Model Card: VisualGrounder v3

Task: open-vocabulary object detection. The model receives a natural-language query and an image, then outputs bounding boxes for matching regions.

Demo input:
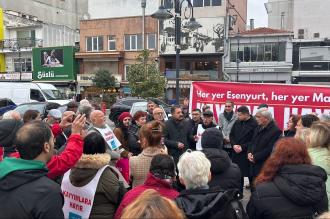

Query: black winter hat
[0,119,24,147]
[201,128,224,149]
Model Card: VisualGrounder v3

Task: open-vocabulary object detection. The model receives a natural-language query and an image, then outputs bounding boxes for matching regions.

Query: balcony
[0,38,43,51]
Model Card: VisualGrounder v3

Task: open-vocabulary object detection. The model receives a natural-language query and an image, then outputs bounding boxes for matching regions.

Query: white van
[0,82,70,105]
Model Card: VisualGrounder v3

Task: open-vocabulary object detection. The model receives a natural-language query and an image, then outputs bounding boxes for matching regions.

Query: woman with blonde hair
[308,121,330,209]
[295,127,311,146]
[121,189,185,219]
[129,121,167,188]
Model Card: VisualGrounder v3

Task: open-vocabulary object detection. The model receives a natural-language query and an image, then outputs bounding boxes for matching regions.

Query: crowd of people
[0,98,329,219]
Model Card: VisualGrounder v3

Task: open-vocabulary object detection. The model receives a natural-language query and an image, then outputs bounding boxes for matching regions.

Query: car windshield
[130,102,148,116]
[14,104,46,116]
[42,89,65,100]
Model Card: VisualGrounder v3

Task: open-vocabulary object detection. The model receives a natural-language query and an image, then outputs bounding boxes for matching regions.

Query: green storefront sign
[32,46,78,81]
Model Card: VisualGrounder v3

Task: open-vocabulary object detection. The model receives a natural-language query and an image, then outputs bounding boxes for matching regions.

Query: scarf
[224,111,234,122]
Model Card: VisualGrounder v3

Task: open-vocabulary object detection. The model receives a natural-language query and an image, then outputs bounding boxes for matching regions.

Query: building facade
[266,0,330,39]
[292,39,330,85]
[224,27,293,83]
[76,16,158,96]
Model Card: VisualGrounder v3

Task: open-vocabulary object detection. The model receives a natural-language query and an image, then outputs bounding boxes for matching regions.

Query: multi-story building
[85,0,247,102]
[76,16,158,94]
[0,0,88,94]
[266,0,330,39]
[159,0,247,101]
[224,27,293,83]
[265,0,330,84]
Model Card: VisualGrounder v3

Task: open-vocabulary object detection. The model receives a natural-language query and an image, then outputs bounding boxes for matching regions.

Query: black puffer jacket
[127,124,142,156]
[203,148,241,190]
[176,187,247,219]
[247,164,328,219]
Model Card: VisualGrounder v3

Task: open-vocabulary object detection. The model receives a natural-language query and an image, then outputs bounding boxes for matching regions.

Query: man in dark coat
[230,106,258,193]
[164,106,193,163]
[248,108,282,182]
[202,128,241,191]
[0,121,64,219]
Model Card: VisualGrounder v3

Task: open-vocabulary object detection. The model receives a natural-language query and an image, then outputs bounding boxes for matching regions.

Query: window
[17,30,36,47]
[298,29,304,39]
[14,58,32,72]
[30,89,45,102]
[230,42,286,62]
[108,35,116,51]
[314,33,320,38]
[86,36,103,51]
[244,45,251,62]
[257,44,264,61]
[124,65,130,81]
[124,34,143,51]
[147,34,156,50]
[264,44,272,61]
[212,0,221,6]
[193,0,220,6]
[164,0,173,9]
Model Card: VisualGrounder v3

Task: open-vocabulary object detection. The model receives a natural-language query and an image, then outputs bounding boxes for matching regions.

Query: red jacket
[51,123,62,138]
[47,134,83,179]
[114,173,179,219]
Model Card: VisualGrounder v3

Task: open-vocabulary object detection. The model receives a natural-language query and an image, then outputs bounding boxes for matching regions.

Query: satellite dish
[81,13,90,20]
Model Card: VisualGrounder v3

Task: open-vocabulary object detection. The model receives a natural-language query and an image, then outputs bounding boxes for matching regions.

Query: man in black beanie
[0,119,24,157]
[201,128,241,191]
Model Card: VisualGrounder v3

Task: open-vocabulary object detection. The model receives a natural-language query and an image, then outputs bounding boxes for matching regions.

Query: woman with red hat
[114,112,132,183]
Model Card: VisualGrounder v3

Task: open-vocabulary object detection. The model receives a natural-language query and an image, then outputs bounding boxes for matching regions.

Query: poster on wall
[41,48,64,67]
[159,17,225,55]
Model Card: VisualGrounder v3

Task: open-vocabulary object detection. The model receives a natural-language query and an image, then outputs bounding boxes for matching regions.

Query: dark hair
[15,121,52,160]
[133,110,148,121]
[150,154,176,179]
[255,138,311,185]
[192,108,201,114]
[139,121,163,148]
[171,105,181,114]
[237,106,250,114]
[301,114,320,128]
[83,132,106,154]
[289,114,300,131]
[78,105,93,120]
[23,110,40,123]
[67,101,78,109]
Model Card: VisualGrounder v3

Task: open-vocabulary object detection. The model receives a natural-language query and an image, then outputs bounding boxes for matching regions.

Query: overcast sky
[247,0,268,27]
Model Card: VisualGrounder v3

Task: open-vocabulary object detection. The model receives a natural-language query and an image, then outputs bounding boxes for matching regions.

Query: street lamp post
[152,0,201,105]
[141,0,146,50]
[236,30,240,82]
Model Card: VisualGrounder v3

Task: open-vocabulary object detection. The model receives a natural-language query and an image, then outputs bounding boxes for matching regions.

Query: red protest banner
[190,81,330,129]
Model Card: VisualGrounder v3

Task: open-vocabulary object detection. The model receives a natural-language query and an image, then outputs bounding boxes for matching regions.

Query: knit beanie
[118,112,132,122]
[201,127,224,150]
[0,119,24,148]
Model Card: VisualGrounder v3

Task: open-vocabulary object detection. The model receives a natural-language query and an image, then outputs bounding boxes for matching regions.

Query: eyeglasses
[225,105,232,108]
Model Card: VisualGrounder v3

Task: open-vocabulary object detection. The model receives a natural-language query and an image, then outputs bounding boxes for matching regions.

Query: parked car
[109,97,173,125]
[130,102,169,121]
[14,102,61,120]
[109,97,145,125]
[0,98,16,116]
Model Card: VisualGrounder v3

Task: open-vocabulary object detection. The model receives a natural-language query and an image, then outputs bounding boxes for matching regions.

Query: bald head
[90,110,106,128]
[153,107,164,122]
[3,110,21,121]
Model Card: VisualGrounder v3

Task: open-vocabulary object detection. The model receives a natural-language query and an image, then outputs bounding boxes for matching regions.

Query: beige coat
[129,146,163,188]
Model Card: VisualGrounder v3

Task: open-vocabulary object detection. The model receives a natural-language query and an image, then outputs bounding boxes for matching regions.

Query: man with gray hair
[248,108,282,184]
[175,151,247,219]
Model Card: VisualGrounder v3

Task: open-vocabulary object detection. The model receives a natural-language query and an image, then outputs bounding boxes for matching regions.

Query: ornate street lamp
[152,0,201,105]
